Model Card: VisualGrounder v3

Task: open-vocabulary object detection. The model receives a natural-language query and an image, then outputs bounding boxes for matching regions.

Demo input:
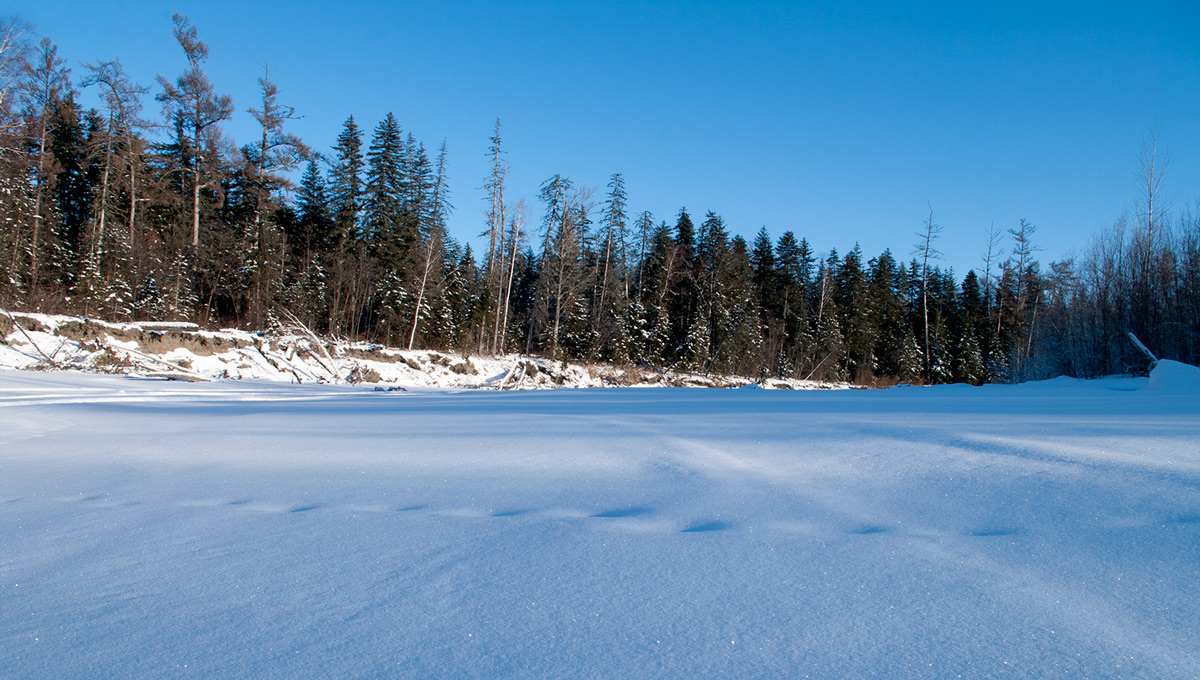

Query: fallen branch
[3,310,61,364]
[276,307,343,382]
[102,342,211,381]
[803,351,837,383]
[1127,332,1158,367]
[253,344,308,384]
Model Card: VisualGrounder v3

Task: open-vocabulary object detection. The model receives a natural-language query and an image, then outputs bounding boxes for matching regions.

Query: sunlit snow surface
[2,367,1199,678]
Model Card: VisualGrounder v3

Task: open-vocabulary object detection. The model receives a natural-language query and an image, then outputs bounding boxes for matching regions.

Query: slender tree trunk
[499,217,521,354]
[597,227,613,335]
[407,238,437,350]
[94,111,115,261]
[1025,291,1040,373]
[922,280,930,379]
[192,170,201,248]
[489,199,507,353]
[29,119,50,302]
[128,157,137,245]
[553,260,566,359]
[192,105,203,249]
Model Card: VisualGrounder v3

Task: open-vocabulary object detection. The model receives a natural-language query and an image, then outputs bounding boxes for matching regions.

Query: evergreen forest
[2,16,1197,385]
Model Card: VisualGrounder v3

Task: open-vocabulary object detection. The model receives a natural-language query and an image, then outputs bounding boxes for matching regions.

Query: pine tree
[867,249,906,377]
[532,174,590,358]
[695,211,729,365]
[325,115,366,336]
[631,210,654,303]
[155,14,233,251]
[284,254,328,331]
[406,141,451,350]
[637,221,674,365]
[899,329,923,383]
[681,316,710,372]
[775,231,816,371]
[1006,219,1043,380]
[954,327,985,385]
[482,119,507,352]
[712,235,764,376]
[46,95,99,296]
[959,270,993,382]
[750,227,776,309]
[244,70,306,324]
[929,322,954,384]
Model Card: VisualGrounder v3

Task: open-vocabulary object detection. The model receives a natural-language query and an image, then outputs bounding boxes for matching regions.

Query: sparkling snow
[2,366,1198,678]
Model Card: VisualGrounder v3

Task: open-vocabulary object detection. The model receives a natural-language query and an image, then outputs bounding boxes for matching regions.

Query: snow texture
[2,363,1199,678]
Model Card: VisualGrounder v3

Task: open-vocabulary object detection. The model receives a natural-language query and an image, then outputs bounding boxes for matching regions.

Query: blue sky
[18,0,1200,275]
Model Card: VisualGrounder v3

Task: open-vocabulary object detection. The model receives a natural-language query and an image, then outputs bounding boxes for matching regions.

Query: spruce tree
[750,227,776,303]
[835,244,874,382]
[363,113,405,265]
[329,116,364,243]
[666,208,698,360]
[47,95,99,294]
[295,159,333,258]
[713,235,765,377]
[775,231,808,359]
[867,250,906,377]
[593,173,628,356]
[637,221,674,365]
[631,210,654,303]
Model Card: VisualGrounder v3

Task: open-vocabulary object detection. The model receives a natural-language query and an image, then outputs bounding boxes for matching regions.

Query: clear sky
[16,0,1200,275]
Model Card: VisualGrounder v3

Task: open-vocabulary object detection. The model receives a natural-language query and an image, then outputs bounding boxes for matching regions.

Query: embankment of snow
[1,310,845,391]
[1148,359,1200,393]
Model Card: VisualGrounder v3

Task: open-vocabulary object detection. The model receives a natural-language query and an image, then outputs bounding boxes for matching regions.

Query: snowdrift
[1148,358,1200,392]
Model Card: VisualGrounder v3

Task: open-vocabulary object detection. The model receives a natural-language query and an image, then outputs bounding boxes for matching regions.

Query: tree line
[1,16,1196,383]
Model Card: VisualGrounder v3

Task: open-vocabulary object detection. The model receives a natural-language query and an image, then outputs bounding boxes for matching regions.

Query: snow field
[2,368,1199,678]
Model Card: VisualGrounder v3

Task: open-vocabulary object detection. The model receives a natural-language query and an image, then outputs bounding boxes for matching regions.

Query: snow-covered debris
[1,310,851,390]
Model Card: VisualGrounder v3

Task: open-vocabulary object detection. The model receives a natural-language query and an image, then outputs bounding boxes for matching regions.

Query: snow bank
[0,310,847,391]
[1148,359,1200,392]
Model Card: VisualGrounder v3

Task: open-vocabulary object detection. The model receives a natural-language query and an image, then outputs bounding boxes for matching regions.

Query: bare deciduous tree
[22,36,69,302]
[0,16,33,118]
[81,59,147,255]
[912,205,942,380]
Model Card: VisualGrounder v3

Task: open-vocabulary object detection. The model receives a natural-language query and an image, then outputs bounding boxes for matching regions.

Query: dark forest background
[2,16,1196,384]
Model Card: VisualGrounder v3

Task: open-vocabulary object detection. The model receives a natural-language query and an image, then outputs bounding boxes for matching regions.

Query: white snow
[2,352,1199,677]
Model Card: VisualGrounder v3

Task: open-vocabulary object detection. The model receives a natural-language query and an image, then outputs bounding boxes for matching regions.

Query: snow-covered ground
[2,363,1199,678]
